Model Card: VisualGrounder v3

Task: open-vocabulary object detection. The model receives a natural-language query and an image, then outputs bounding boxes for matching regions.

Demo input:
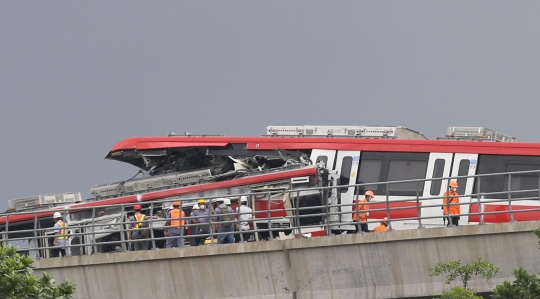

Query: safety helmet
[192,203,199,210]
[198,199,206,204]
[449,181,458,188]
[240,196,248,203]
[133,204,142,210]
[365,190,375,197]
[223,198,231,205]
[215,198,225,203]
[172,201,181,206]
[53,212,62,219]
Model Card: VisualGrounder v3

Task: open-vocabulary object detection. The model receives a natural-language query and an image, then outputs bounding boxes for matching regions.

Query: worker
[213,198,235,244]
[52,212,69,257]
[165,201,185,248]
[353,190,374,233]
[443,180,461,226]
[128,204,149,251]
[210,198,220,214]
[373,217,390,232]
[188,203,199,246]
[235,196,253,242]
[191,199,211,246]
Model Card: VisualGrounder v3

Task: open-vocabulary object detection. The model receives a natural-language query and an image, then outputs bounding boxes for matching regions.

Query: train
[2,124,540,257]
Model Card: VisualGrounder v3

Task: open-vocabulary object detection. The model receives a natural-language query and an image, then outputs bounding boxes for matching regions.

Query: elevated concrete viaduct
[34,221,540,299]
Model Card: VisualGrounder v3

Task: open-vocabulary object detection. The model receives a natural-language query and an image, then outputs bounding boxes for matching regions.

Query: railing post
[296,191,301,237]
[386,182,391,231]
[33,211,39,258]
[209,199,215,246]
[325,187,330,236]
[63,208,68,256]
[149,202,157,250]
[91,207,97,254]
[179,200,185,246]
[416,181,422,229]
[476,176,484,225]
[251,195,260,242]
[5,214,9,246]
[119,205,126,251]
[445,179,451,226]
[508,174,515,222]
[354,183,360,233]
[237,196,243,243]
[266,193,272,240]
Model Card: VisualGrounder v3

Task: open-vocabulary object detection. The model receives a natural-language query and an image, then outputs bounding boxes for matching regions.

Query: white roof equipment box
[266,125,428,140]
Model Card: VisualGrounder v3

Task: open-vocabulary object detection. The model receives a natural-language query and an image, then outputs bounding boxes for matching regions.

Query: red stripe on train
[469,203,540,223]
[352,201,421,219]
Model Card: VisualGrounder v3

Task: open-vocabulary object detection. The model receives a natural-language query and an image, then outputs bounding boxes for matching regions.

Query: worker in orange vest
[353,190,374,233]
[443,180,461,226]
[165,201,186,248]
[373,217,389,232]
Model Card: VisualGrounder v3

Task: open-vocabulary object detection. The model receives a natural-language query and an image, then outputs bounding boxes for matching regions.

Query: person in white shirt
[235,196,253,242]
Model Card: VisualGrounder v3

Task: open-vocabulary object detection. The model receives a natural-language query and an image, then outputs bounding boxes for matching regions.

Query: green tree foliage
[491,268,540,299]
[429,258,501,290]
[438,287,483,299]
[0,244,75,299]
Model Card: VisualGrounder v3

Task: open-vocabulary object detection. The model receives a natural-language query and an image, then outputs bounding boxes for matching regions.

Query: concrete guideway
[34,221,540,299]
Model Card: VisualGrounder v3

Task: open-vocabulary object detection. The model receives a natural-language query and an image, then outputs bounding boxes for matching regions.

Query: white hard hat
[53,212,62,219]
[223,198,231,205]
[240,196,248,203]
[192,203,199,210]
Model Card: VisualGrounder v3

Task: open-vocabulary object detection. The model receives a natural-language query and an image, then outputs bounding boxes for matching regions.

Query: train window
[316,156,328,168]
[456,160,470,195]
[430,159,445,195]
[387,160,428,194]
[475,155,540,199]
[503,164,540,198]
[339,156,353,193]
[357,159,382,193]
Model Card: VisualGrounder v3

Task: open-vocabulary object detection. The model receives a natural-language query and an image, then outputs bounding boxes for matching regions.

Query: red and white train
[2,125,540,255]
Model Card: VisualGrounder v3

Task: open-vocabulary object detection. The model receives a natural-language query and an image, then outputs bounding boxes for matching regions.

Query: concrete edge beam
[33,220,540,270]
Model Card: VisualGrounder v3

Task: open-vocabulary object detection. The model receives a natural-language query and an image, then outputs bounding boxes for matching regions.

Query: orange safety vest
[443,191,460,215]
[57,220,68,240]
[352,199,369,222]
[170,209,186,227]
[133,213,146,229]
[373,224,389,232]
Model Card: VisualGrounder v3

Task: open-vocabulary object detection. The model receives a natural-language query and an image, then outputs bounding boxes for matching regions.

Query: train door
[310,149,336,170]
[450,154,478,224]
[421,153,453,227]
[334,150,361,230]
[309,149,336,232]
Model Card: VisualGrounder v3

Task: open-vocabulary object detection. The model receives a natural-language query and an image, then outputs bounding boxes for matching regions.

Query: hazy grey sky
[1,2,540,206]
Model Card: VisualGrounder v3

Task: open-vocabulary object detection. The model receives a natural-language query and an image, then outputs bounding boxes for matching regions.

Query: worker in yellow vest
[53,212,69,257]
[129,204,149,251]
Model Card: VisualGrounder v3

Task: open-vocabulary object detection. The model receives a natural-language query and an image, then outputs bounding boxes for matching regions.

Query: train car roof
[0,167,316,226]
[107,136,540,159]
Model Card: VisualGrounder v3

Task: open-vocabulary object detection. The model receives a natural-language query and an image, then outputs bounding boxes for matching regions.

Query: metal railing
[2,169,540,259]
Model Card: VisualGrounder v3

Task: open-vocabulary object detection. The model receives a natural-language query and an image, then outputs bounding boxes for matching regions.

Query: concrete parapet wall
[34,221,540,299]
